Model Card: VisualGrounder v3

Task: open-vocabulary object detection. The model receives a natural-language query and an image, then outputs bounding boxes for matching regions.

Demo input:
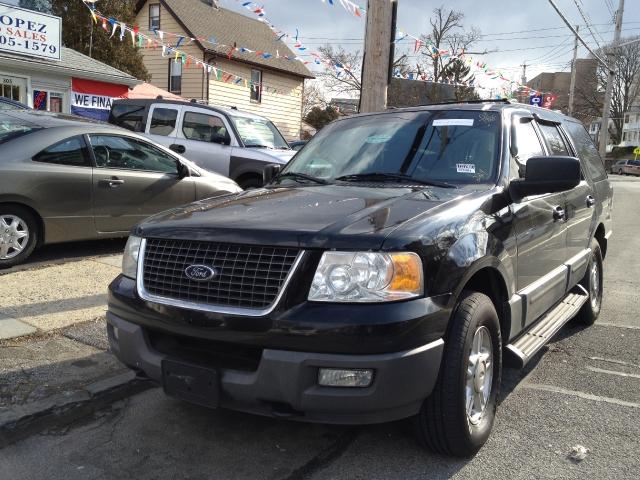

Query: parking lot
[1,176,639,480]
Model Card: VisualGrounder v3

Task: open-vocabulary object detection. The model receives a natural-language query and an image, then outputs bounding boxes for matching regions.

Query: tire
[618,169,623,175]
[237,175,263,190]
[576,238,603,325]
[414,291,502,457]
[0,205,39,269]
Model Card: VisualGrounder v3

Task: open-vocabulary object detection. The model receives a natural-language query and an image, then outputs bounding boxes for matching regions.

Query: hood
[235,147,296,164]
[135,185,463,250]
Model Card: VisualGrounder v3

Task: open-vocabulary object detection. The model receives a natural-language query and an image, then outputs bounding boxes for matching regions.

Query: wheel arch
[594,223,607,259]
[451,261,512,346]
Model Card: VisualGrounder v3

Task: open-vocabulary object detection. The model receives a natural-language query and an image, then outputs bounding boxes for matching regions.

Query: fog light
[318,368,374,387]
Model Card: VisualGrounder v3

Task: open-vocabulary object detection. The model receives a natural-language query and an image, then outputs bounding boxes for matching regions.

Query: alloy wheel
[0,215,29,260]
[465,326,493,426]
[590,255,601,311]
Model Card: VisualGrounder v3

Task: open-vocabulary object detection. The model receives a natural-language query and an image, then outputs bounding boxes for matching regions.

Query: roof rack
[421,98,512,106]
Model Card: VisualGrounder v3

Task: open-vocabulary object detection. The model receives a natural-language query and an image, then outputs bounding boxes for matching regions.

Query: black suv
[107,101,613,457]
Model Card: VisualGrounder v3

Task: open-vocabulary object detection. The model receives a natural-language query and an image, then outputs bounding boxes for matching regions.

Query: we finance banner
[71,78,128,121]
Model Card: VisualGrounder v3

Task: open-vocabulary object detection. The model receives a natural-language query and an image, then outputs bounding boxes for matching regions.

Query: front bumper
[107,312,444,424]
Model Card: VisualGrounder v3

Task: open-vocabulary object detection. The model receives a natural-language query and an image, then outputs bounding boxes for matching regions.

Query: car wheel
[0,206,38,268]
[618,169,623,175]
[414,291,502,457]
[576,238,603,325]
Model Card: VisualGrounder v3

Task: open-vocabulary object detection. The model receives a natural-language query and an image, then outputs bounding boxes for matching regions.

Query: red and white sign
[71,78,129,120]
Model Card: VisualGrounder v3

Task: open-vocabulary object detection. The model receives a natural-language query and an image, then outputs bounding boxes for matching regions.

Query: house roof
[0,47,140,87]
[138,0,313,79]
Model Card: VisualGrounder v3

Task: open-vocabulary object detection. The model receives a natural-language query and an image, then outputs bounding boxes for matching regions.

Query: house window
[149,4,160,30]
[250,69,262,103]
[169,59,182,94]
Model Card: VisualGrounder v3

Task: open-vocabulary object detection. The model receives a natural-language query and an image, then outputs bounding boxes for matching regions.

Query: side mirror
[510,156,581,197]
[263,164,282,184]
[211,132,231,146]
[177,161,189,179]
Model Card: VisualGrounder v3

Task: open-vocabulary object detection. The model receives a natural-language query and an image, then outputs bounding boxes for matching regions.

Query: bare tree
[317,45,411,99]
[302,80,328,118]
[418,7,480,83]
[575,36,640,143]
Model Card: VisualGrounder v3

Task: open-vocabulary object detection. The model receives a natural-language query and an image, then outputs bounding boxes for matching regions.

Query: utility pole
[359,0,396,113]
[520,62,527,86]
[568,26,579,117]
[599,0,625,158]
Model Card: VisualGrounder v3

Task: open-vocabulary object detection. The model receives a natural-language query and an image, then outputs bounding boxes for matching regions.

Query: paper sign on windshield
[433,119,475,127]
[456,163,476,174]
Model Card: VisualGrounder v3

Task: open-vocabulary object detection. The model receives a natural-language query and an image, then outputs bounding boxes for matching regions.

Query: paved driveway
[1,178,639,480]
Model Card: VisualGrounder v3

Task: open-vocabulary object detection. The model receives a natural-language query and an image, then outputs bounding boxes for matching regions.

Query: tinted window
[89,135,178,173]
[182,112,228,143]
[110,104,146,132]
[33,136,89,166]
[512,118,544,179]
[285,110,501,184]
[538,123,570,155]
[150,108,178,136]
[564,121,607,181]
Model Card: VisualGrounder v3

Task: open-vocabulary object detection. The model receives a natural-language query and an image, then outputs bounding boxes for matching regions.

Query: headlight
[122,236,142,279]
[308,251,423,303]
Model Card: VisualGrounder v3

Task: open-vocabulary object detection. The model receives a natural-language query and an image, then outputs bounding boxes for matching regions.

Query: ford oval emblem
[184,265,217,282]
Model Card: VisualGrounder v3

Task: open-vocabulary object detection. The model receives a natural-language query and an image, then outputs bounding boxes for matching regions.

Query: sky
[6,0,640,96]
[217,0,640,95]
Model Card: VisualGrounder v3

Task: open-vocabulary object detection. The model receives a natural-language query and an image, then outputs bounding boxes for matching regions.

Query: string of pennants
[82,2,300,97]
[319,0,366,18]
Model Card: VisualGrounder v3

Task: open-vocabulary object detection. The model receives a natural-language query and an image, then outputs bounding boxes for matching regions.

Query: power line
[573,0,605,48]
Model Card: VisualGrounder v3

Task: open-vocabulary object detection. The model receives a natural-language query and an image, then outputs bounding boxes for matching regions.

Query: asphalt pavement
[1,176,639,480]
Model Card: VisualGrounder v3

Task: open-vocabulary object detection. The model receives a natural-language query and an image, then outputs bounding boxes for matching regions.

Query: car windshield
[229,114,290,149]
[280,110,502,186]
[0,115,41,145]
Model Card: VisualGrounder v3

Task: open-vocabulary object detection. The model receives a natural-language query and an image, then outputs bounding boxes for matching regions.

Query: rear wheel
[414,291,502,457]
[576,238,603,325]
[617,169,623,175]
[0,206,38,268]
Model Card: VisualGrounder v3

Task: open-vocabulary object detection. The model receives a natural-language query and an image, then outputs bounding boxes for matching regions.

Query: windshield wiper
[334,172,457,189]
[274,171,330,185]
[244,144,273,149]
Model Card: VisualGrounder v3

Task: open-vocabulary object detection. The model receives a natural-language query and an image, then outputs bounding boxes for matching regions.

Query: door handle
[170,144,186,154]
[586,195,596,207]
[552,205,565,220]
[100,178,125,188]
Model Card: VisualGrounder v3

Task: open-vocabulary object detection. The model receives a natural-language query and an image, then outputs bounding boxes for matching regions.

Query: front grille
[142,238,300,310]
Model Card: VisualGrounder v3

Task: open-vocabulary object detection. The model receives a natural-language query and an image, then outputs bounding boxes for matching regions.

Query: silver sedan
[0,111,242,267]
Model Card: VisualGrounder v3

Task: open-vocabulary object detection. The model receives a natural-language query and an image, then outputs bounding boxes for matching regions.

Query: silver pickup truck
[109,99,296,188]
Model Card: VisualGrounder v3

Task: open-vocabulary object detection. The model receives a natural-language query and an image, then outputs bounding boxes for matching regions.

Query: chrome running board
[506,285,589,368]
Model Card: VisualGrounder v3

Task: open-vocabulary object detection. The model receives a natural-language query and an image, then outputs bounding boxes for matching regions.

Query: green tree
[304,106,339,130]
[19,0,52,13]
[50,0,150,81]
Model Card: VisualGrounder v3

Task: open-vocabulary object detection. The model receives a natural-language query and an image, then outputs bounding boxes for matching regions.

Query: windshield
[282,110,502,185]
[229,114,290,149]
[0,115,41,145]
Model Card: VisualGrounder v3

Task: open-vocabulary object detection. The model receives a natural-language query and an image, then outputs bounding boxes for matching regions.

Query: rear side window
[564,121,607,181]
[110,104,146,132]
[182,111,228,143]
[150,108,178,136]
[33,136,90,167]
[538,123,570,155]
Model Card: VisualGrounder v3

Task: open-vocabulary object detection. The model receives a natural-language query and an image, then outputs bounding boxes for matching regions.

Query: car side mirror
[510,156,581,197]
[177,161,189,179]
[211,132,231,146]
[263,164,282,184]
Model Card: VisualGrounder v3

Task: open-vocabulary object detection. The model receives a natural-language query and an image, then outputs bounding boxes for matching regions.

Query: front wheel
[414,291,502,457]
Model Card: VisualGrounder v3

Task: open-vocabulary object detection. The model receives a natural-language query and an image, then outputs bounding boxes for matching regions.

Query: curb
[0,370,155,448]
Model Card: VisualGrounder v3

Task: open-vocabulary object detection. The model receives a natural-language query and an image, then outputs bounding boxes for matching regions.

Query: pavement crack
[279,428,360,480]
